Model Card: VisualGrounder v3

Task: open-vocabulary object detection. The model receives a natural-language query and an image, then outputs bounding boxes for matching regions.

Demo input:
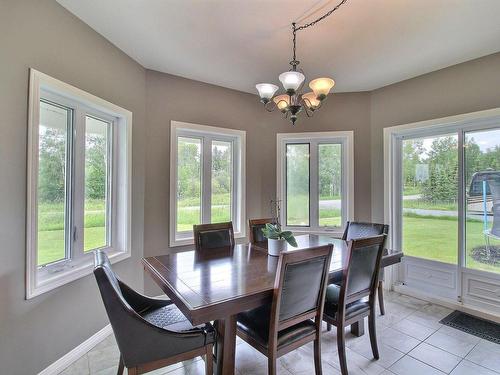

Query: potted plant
[262,200,297,256]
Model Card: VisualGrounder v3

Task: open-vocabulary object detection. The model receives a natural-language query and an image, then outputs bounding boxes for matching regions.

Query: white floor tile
[425,328,479,357]
[392,318,438,341]
[450,360,500,375]
[390,355,446,375]
[466,340,500,373]
[379,327,421,353]
[409,342,461,373]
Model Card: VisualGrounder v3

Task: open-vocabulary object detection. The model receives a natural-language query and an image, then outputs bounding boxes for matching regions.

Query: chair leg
[368,311,380,360]
[205,343,213,375]
[326,322,332,331]
[378,280,385,316]
[268,355,276,375]
[336,326,348,375]
[117,355,124,375]
[314,338,323,375]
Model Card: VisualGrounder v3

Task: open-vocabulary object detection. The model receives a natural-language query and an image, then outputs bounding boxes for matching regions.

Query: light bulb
[273,94,290,112]
[309,78,335,100]
[302,92,321,110]
[255,83,279,103]
[279,71,305,94]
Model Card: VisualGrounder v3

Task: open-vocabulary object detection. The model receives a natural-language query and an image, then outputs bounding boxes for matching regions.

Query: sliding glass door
[393,119,500,310]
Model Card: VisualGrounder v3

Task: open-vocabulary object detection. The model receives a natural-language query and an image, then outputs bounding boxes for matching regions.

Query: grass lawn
[38,200,107,265]
[403,215,500,273]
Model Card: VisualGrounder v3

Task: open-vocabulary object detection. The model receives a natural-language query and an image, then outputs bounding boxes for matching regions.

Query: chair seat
[323,284,370,322]
[142,304,215,342]
[236,304,316,350]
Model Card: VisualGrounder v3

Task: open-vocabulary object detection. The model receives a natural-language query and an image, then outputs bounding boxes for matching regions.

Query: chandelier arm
[264,100,276,112]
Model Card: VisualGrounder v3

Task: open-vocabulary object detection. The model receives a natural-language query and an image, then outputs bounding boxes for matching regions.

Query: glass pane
[402,134,458,264]
[37,100,71,266]
[319,144,342,227]
[286,144,309,226]
[465,128,500,273]
[177,137,202,232]
[211,140,232,223]
[84,116,110,251]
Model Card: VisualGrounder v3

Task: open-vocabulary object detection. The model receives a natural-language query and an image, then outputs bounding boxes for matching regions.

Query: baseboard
[394,284,500,324]
[38,324,112,375]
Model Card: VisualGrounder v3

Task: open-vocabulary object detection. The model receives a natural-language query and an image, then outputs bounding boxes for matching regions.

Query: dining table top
[142,234,403,325]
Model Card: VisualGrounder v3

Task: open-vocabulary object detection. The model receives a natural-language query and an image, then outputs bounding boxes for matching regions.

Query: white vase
[268,238,286,257]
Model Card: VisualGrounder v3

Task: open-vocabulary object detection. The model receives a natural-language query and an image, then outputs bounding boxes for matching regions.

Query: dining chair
[323,235,386,375]
[193,222,235,250]
[248,218,274,244]
[93,251,215,375]
[236,244,333,375]
[342,221,389,315]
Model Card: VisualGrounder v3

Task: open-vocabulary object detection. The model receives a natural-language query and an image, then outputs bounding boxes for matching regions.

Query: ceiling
[57,0,500,93]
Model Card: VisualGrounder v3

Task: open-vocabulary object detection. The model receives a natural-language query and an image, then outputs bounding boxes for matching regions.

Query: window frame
[26,69,132,299]
[277,131,354,236]
[169,121,246,247]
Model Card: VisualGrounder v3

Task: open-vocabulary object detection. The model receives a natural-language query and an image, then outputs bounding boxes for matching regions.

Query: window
[277,132,354,234]
[27,69,132,298]
[170,121,246,246]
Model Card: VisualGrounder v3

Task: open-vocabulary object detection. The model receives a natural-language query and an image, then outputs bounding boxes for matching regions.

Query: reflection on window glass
[286,144,309,226]
[84,116,110,251]
[465,128,500,274]
[319,144,342,227]
[401,135,458,264]
[211,140,232,223]
[177,137,202,232]
[37,100,71,266]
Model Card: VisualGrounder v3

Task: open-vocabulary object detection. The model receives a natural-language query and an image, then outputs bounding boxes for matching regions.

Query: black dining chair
[342,221,389,315]
[248,218,274,244]
[323,235,386,375]
[193,222,235,250]
[93,251,215,375]
[236,244,333,375]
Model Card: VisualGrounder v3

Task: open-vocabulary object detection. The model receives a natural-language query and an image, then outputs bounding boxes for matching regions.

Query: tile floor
[59,291,500,375]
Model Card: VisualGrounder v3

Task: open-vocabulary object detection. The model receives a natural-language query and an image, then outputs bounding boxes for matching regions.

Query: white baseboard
[394,284,500,324]
[38,324,112,375]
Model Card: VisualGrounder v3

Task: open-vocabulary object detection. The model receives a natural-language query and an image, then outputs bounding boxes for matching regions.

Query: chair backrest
[248,218,274,243]
[269,245,333,341]
[338,235,386,309]
[193,222,235,250]
[342,221,389,241]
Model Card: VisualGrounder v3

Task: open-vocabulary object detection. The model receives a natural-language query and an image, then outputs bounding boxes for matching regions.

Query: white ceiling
[57,0,500,93]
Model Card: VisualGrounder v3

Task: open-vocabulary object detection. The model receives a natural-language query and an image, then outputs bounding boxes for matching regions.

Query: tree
[38,127,67,202]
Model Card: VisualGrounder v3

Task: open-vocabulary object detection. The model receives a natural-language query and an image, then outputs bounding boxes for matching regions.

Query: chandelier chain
[290,0,348,67]
[295,0,348,32]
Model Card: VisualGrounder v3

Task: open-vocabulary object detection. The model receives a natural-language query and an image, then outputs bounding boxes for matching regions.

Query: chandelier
[255,0,348,125]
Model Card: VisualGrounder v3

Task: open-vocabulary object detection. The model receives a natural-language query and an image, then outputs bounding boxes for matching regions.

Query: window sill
[169,231,246,248]
[26,249,130,299]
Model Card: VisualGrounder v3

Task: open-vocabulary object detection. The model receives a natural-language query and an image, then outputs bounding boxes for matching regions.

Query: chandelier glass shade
[255,0,347,125]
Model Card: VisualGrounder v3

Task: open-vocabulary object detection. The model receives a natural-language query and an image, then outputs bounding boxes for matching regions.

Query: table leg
[351,318,365,337]
[214,315,237,375]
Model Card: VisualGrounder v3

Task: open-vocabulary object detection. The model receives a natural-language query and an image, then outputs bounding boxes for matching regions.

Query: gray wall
[0,1,146,374]
[144,70,371,293]
[2,0,500,373]
[370,52,500,222]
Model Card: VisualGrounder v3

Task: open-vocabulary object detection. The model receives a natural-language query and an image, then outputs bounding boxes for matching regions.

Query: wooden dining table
[142,234,403,375]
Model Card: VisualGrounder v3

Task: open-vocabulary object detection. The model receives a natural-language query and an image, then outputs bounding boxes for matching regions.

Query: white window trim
[383,107,500,291]
[277,131,354,236]
[169,121,246,247]
[26,69,132,299]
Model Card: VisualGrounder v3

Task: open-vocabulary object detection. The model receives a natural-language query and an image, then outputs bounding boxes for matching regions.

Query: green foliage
[262,223,298,247]
[85,134,107,199]
[38,128,67,202]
